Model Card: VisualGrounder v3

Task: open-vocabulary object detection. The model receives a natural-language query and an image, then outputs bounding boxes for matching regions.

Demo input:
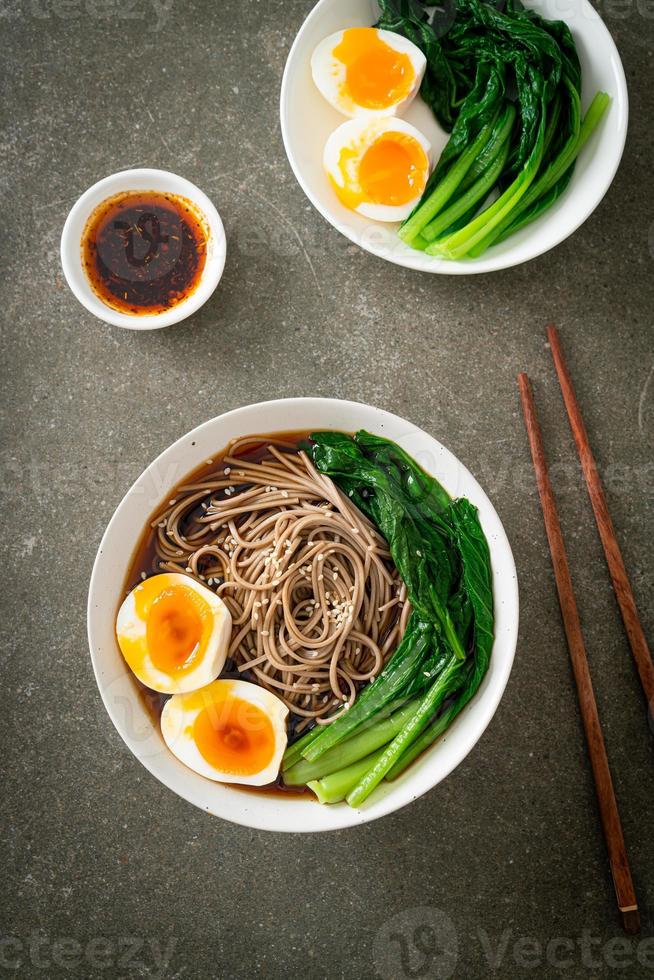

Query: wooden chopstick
[518,373,640,935]
[546,324,654,722]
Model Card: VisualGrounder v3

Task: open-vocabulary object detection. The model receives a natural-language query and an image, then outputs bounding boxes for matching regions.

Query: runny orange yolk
[334,27,414,110]
[332,131,429,210]
[194,696,275,776]
[146,589,203,672]
[117,578,214,677]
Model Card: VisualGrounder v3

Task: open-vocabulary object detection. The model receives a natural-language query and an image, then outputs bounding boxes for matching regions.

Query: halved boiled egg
[161,679,288,785]
[311,27,426,118]
[324,116,432,221]
[116,573,231,694]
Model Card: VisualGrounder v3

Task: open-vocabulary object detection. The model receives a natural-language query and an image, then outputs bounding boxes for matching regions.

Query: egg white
[324,116,432,222]
[161,679,289,785]
[116,573,232,695]
[311,28,426,118]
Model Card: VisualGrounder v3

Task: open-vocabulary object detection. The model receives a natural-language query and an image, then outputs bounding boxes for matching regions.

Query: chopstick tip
[620,906,640,935]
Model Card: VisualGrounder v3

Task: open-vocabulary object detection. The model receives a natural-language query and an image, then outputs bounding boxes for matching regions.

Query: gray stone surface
[1,1,653,977]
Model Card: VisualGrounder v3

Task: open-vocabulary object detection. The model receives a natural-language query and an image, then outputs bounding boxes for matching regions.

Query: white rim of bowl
[279,0,629,275]
[60,168,226,329]
[87,398,520,831]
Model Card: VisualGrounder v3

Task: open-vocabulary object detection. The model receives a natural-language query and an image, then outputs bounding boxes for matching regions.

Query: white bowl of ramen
[87,398,519,832]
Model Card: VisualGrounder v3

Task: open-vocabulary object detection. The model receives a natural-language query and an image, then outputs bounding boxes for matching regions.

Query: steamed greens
[375,0,609,258]
[282,431,494,806]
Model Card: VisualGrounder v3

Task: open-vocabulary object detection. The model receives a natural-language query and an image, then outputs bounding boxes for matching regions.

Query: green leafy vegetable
[375,0,609,258]
[347,497,495,805]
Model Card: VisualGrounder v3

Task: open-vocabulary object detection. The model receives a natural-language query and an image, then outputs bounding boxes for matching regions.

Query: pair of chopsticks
[518,325,653,936]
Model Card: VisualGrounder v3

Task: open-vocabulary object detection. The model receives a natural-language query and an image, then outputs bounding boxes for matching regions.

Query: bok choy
[375,0,609,258]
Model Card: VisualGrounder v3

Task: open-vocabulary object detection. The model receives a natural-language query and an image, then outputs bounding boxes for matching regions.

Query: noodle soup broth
[121,430,409,793]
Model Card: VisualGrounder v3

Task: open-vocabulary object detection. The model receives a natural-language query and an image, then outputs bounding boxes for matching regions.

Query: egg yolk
[194,696,275,776]
[118,578,214,678]
[146,590,203,672]
[331,131,428,210]
[334,28,414,110]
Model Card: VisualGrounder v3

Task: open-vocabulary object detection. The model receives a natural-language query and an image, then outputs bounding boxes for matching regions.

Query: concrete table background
[2,1,653,977]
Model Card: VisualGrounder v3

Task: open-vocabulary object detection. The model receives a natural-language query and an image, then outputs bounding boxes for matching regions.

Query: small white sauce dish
[60,168,226,330]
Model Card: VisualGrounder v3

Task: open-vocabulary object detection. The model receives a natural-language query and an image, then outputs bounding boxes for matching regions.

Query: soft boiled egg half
[324,116,432,221]
[311,27,426,118]
[161,679,288,785]
[116,573,231,694]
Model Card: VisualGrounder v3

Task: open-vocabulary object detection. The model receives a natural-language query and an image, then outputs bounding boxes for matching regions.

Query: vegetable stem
[282,724,322,771]
[386,691,467,780]
[346,656,464,807]
[430,113,546,260]
[423,139,509,247]
[458,104,516,194]
[308,749,386,804]
[283,698,419,785]
[398,113,499,245]
[468,87,609,257]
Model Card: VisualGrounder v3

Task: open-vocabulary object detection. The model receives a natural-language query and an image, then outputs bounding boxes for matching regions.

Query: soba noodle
[146,436,410,729]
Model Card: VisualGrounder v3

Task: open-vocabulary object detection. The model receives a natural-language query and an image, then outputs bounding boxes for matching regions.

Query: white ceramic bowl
[88,399,519,831]
[61,169,226,329]
[280,0,628,274]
